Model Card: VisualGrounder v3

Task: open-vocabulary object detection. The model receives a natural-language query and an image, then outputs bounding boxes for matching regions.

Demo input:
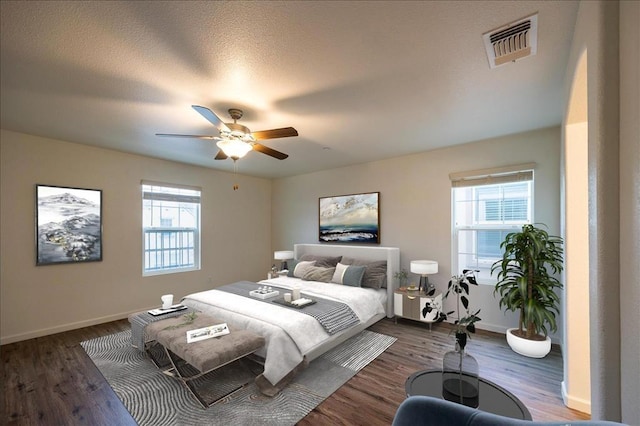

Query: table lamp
[274,250,294,271]
[410,260,438,295]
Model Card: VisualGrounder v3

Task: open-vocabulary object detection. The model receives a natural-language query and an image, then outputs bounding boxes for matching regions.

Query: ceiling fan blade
[252,142,288,160]
[251,127,298,140]
[192,105,230,133]
[156,133,215,139]
[214,150,228,160]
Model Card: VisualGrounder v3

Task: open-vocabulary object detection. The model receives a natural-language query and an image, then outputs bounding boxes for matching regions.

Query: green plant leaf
[461,296,469,310]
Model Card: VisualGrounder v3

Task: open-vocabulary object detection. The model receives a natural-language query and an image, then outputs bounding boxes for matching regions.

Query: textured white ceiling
[1,1,578,178]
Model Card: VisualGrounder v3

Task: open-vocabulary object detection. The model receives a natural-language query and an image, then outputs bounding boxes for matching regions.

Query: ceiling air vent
[483,13,538,68]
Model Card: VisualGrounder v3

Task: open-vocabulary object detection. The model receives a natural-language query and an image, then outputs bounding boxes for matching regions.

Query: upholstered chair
[392,396,627,426]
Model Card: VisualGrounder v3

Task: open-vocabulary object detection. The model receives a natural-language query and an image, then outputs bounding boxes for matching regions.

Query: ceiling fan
[156,105,298,161]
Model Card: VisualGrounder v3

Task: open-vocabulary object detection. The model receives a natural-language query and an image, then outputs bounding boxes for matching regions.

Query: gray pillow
[292,260,317,278]
[299,254,342,268]
[302,266,336,282]
[340,257,387,289]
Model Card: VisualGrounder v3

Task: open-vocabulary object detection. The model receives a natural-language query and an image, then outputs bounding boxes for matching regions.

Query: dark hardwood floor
[2,317,590,425]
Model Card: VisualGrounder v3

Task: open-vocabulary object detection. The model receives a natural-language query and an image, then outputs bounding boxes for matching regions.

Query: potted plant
[491,224,564,358]
[424,269,481,346]
[424,269,482,407]
[394,269,409,288]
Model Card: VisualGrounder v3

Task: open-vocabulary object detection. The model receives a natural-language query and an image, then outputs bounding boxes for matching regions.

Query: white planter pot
[506,328,551,358]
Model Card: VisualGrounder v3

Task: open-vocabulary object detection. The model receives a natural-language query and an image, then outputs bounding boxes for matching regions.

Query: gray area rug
[81,329,396,425]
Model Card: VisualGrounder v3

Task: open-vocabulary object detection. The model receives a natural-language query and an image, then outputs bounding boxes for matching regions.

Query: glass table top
[405,369,532,420]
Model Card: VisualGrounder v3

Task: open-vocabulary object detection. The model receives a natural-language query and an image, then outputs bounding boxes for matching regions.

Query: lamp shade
[274,250,294,260]
[410,260,438,275]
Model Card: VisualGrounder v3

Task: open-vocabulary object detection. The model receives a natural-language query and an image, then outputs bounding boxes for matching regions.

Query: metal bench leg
[161,346,259,409]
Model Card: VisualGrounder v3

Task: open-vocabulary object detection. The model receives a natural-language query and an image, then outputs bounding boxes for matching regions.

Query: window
[142,182,201,276]
[451,165,534,284]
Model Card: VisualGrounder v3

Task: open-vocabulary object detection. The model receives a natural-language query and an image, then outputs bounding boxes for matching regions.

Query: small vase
[442,332,480,408]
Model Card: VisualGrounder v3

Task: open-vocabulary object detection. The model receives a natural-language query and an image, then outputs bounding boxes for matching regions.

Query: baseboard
[0,307,152,345]
[472,321,509,336]
[456,321,562,346]
[562,380,592,414]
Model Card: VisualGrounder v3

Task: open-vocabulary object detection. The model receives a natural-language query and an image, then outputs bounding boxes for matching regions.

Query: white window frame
[450,164,535,285]
[142,181,201,276]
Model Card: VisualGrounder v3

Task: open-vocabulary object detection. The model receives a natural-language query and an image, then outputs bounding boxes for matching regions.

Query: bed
[181,243,400,394]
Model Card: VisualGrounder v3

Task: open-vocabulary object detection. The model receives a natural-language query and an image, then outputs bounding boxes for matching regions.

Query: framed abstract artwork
[35,184,103,265]
[319,192,380,244]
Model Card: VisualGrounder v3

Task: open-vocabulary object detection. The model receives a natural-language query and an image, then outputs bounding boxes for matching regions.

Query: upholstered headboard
[294,244,400,318]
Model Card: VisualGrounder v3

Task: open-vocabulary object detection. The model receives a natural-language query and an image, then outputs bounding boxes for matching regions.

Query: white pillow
[293,260,316,278]
[331,262,349,284]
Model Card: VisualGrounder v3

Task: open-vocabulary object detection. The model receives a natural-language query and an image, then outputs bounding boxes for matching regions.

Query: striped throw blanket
[218,281,360,335]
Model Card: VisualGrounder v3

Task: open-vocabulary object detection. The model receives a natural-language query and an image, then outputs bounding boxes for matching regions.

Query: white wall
[0,129,273,344]
[618,0,640,423]
[562,1,623,421]
[272,126,561,338]
[562,121,591,413]
[561,41,591,413]
[562,0,640,422]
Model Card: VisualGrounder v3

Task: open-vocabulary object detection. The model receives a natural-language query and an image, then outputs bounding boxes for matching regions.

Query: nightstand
[394,287,443,329]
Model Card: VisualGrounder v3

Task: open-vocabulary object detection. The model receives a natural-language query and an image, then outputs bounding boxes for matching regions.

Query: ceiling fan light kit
[216,139,252,160]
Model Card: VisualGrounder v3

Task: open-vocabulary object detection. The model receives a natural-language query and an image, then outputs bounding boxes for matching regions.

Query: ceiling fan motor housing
[228,108,244,121]
[224,122,253,140]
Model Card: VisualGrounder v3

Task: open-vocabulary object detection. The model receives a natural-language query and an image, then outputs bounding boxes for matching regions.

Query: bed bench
[145,312,265,408]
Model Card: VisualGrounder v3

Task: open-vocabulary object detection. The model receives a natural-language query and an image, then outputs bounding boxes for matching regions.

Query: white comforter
[182,277,386,386]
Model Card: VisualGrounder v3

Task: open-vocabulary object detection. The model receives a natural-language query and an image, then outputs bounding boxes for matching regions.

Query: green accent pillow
[331,262,366,287]
[342,265,366,287]
[287,259,300,277]
[340,257,387,289]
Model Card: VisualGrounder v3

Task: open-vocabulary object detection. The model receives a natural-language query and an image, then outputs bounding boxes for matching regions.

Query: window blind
[449,163,536,188]
[141,181,201,203]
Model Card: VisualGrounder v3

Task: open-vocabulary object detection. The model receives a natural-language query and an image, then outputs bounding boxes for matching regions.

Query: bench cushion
[145,313,265,373]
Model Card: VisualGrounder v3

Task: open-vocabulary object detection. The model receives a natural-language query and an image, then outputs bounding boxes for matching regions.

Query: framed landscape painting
[36,184,103,265]
[319,192,380,244]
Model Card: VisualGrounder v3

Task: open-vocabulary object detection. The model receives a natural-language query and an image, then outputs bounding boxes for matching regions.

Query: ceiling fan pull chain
[233,159,239,191]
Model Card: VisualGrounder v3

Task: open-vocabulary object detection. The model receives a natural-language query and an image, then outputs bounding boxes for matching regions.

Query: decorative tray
[249,289,280,299]
[148,304,188,316]
[273,298,317,309]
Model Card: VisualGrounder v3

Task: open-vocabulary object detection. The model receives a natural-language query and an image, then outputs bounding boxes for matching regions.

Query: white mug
[284,293,292,302]
[292,288,301,301]
[161,294,174,309]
